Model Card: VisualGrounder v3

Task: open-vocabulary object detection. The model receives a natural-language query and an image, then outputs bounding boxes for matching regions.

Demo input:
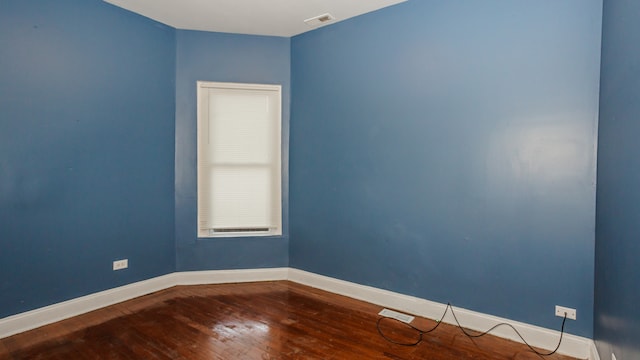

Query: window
[197,81,282,238]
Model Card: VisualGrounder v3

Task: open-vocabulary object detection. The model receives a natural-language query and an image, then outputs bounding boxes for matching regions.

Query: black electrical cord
[376,303,568,357]
[376,304,449,346]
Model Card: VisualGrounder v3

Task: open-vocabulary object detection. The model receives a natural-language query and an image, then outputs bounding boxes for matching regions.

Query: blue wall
[290,0,602,337]
[174,30,290,270]
[0,0,176,317]
[595,0,640,358]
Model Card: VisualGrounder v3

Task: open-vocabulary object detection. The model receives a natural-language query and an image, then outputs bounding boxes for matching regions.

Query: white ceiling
[104,0,407,37]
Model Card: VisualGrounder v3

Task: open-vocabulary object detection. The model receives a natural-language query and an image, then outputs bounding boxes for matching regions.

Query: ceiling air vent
[304,13,335,27]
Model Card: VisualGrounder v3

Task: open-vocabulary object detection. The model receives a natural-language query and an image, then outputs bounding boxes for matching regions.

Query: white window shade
[209,167,272,228]
[198,82,282,237]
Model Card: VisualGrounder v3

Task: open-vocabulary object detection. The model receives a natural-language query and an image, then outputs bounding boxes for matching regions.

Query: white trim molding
[590,340,601,360]
[0,273,178,340]
[173,268,288,285]
[0,267,596,359]
[0,268,288,340]
[289,268,595,360]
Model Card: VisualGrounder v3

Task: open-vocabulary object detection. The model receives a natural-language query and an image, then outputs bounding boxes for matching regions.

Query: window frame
[196,81,283,238]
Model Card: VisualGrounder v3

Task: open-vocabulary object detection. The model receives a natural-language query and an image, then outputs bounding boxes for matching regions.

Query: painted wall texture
[595,0,640,358]
[290,0,602,337]
[0,0,176,317]
[174,30,290,271]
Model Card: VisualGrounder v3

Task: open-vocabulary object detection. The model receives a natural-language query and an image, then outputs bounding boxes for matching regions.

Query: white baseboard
[173,268,289,285]
[288,268,593,360]
[0,268,288,339]
[0,273,178,340]
[1,267,594,360]
[589,340,601,360]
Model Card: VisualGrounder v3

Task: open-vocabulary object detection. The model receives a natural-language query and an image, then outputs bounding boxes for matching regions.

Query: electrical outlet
[555,305,576,320]
[113,259,128,271]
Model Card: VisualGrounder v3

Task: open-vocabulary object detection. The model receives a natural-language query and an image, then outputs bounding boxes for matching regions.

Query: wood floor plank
[0,281,580,360]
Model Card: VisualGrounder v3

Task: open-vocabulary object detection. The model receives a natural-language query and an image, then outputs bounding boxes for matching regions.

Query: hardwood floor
[0,281,579,360]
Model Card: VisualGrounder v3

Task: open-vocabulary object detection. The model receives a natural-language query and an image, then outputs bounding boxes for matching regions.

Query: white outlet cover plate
[555,305,577,320]
[113,259,128,271]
